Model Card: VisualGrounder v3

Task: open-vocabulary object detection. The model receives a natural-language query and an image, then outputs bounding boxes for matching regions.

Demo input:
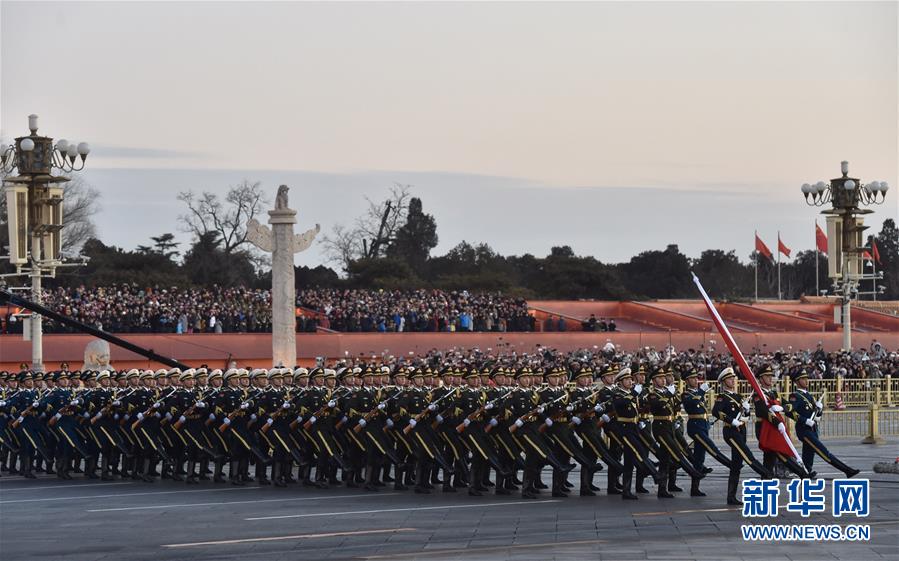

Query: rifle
[456,390,513,433]
[92,388,133,426]
[131,388,177,431]
[566,389,603,429]
[403,390,454,435]
[301,387,351,431]
[509,391,568,434]
[48,399,81,428]
[352,389,404,434]
[11,402,40,429]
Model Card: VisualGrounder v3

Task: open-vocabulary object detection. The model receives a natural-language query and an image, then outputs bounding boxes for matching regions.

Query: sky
[1,1,897,268]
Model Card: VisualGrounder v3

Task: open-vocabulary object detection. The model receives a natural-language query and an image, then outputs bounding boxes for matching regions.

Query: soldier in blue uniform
[788,369,859,478]
[681,368,731,497]
[753,365,812,479]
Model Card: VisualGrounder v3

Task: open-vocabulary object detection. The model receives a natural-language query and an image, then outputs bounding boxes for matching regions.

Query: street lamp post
[2,114,90,372]
[801,161,888,351]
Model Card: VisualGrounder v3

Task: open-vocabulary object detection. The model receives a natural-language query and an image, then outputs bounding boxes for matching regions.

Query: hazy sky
[2,1,896,267]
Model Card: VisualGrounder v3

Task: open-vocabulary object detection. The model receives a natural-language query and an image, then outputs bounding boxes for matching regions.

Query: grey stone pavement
[0,439,896,561]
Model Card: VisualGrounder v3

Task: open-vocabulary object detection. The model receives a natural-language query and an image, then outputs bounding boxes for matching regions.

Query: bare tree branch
[177,180,267,255]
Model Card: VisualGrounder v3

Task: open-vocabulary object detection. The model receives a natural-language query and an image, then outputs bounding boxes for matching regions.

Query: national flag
[691,272,802,462]
[815,222,828,253]
[755,233,774,262]
[862,250,873,261]
[777,233,791,258]
[872,239,881,265]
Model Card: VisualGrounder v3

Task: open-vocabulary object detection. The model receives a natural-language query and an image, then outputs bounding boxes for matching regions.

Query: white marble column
[268,207,297,368]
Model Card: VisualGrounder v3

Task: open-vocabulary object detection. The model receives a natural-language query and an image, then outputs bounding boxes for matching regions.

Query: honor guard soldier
[713,367,774,505]
[788,369,859,478]
[681,367,732,496]
[753,365,812,479]
[609,368,660,500]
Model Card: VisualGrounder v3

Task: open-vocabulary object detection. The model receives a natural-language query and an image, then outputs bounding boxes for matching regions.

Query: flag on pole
[872,239,881,265]
[755,233,774,262]
[815,222,828,253]
[862,250,873,261]
[777,233,791,258]
[691,272,802,461]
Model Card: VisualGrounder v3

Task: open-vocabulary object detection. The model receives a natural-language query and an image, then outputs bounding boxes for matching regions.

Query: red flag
[815,222,828,253]
[691,273,801,461]
[777,233,791,258]
[755,233,773,262]
[872,239,881,265]
[862,250,873,261]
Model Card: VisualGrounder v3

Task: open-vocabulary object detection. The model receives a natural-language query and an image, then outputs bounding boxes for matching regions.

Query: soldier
[788,370,859,478]
[597,365,624,495]
[682,368,731,497]
[609,367,660,500]
[753,365,812,479]
[633,364,656,494]
[9,372,45,479]
[713,367,774,505]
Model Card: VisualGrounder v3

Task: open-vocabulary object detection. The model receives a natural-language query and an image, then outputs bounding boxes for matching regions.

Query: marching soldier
[788,369,859,478]
[753,365,812,479]
[609,368,660,500]
[681,368,731,497]
[713,367,774,505]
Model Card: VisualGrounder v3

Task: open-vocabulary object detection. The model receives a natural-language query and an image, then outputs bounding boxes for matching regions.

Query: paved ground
[1,439,897,561]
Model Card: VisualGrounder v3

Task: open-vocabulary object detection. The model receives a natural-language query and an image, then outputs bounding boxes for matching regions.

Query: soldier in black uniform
[682,368,731,497]
[753,365,811,479]
[609,368,659,500]
[712,367,774,505]
[596,366,623,495]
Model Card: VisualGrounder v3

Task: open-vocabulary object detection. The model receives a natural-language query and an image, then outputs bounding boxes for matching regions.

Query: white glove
[634,384,643,394]
[435,414,444,424]
[124,414,131,421]
[308,415,317,425]
[16,416,24,424]
[165,412,173,421]
[777,422,786,433]
[572,416,582,425]
[113,414,120,420]
[266,418,274,426]
[154,401,162,409]
[463,419,471,427]
[667,384,677,394]
[565,405,574,412]
[340,416,348,423]
[137,413,145,421]
[328,400,336,408]
[250,414,257,421]
[638,421,646,429]
[357,418,366,428]
[742,400,751,413]
[408,419,417,428]
[489,418,498,427]
[514,419,524,428]
[386,419,394,428]
[377,403,386,411]
[209,413,216,421]
[544,418,553,427]
[82,412,90,419]
[32,401,40,408]
[223,417,231,426]
[805,418,815,427]
[770,405,784,414]
[295,416,303,424]
[0,400,5,407]
[537,406,545,414]
[427,404,437,411]
[240,402,250,410]
[815,400,823,409]
[594,404,604,413]
[600,414,611,423]
[179,415,187,424]
[700,382,710,392]
[731,418,743,427]
[485,403,494,410]
[153,412,161,418]
[196,401,206,408]
[113,400,121,406]
[54,413,62,420]
[71,399,81,406]
[282,402,291,410]
[93,412,103,420]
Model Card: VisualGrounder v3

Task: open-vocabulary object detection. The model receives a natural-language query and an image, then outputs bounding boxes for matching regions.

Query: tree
[874,219,898,299]
[621,244,693,299]
[177,180,267,256]
[691,249,752,300]
[181,232,256,287]
[151,233,180,260]
[386,197,438,269]
[321,184,412,270]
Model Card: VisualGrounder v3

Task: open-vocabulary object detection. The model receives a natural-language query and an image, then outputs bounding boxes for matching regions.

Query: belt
[688,414,708,420]
[639,414,652,420]
[653,415,676,421]
[616,416,637,424]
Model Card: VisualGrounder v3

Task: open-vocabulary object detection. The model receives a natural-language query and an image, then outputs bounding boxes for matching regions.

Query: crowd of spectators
[0,285,534,335]
[386,340,899,381]
[297,288,534,333]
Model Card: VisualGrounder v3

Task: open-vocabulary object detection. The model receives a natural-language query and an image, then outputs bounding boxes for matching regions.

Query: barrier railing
[681,375,895,408]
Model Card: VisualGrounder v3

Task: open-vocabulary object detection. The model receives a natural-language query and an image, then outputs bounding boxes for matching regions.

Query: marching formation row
[0,362,858,504]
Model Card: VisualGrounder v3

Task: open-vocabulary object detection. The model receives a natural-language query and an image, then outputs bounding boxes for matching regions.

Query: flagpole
[873,255,877,302]
[777,231,782,300]
[754,231,758,301]
[815,221,819,296]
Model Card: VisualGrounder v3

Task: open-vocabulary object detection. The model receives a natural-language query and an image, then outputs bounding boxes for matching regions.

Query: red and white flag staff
[691,272,801,462]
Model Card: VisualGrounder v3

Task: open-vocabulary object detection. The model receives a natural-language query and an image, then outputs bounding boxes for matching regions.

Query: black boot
[657,469,674,498]
[213,459,226,483]
[186,460,199,484]
[726,473,741,506]
[832,458,860,479]
[667,468,682,492]
[621,470,638,500]
[101,455,114,481]
[635,469,649,494]
[394,464,409,491]
[230,460,244,485]
[690,477,706,497]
